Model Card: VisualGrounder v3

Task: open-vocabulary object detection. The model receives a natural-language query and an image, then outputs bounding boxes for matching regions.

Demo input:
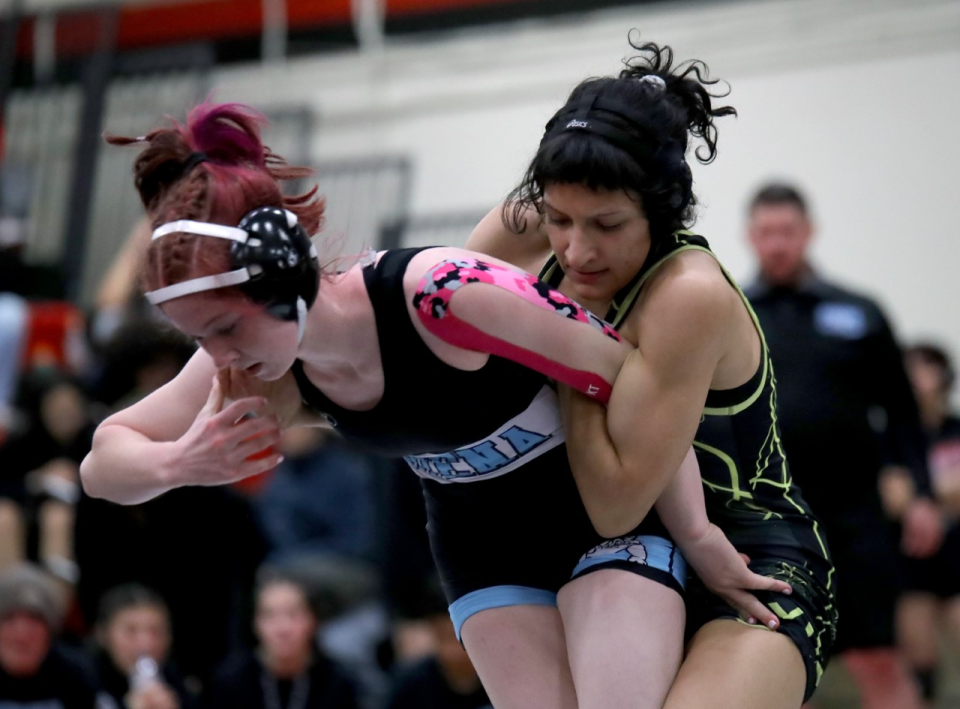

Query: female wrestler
[466,38,837,709]
[79,101,788,709]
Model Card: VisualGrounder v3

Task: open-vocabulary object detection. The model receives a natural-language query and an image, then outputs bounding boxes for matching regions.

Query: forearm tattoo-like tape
[414,258,621,404]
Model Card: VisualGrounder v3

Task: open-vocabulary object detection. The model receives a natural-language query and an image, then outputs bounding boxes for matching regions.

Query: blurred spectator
[255,428,378,565]
[90,583,196,709]
[252,427,394,707]
[74,486,267,690]
[0,562,97,707]
[381,577,490,709]
[89,217,154,349]
[744,182,942,709]
[75,311,261,687]
[0,370,94,595]
[202,563,360,709]
[897,343,960,706]
[311,556,389,709]
[87,319,194,411]
[376,464,440,666]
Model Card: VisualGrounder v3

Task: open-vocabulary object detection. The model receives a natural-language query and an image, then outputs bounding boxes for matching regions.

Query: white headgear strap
[145,219,252,305]
[151,220,249,242]
[296,296,307,345]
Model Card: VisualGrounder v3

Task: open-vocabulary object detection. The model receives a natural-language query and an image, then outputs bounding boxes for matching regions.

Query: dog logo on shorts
[580,536,648,565]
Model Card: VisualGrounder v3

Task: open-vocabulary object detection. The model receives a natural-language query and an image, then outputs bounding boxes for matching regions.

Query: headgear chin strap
[540,89,693,210]
[145,207,320,344]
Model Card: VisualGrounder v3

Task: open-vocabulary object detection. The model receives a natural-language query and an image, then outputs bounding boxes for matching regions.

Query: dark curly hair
[505,35,736,243]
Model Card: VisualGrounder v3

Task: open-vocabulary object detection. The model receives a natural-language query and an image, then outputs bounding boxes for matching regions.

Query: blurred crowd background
[0,0,958,708]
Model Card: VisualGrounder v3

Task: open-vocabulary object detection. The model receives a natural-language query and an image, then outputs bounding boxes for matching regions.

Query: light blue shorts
[449,534,686,639]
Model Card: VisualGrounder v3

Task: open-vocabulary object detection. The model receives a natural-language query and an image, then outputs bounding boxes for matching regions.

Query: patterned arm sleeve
[414,257,624,404]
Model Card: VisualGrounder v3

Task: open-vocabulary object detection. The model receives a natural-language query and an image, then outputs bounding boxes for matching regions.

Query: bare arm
[467,211,718,530]
[408,248,630,402]
[656,448,792,627]
[464,203,550,274]
[654,448,711,545]
[558,262,728,537]
[80,350,283,505]
[413,246,714,538]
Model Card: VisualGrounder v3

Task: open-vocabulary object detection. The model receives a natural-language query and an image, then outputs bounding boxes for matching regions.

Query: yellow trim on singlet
[609,231,695,330]
[692,440,747,501]
[815,600,837,684]
[702,265,770,417]
[603,233,770,416]
[769,602,804,621]
[692,440,782,519]
[759,373,834,568]
[541,258,561,285]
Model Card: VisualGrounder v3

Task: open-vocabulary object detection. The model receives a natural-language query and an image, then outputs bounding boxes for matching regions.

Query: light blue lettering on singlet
[421,453,460,479]
[458,441,511,473]
[500,426,548,455]
[404,426,554,482]
[404,384,564,483]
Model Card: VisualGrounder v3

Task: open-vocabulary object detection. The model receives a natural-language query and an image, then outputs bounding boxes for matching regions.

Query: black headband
[137,151,210,209]
[181,151,209,174]
[539,94,692,210]
[541,96,663,150]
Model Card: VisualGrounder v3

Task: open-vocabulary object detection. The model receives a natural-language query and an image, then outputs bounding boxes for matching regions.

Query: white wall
[208,0,960,360]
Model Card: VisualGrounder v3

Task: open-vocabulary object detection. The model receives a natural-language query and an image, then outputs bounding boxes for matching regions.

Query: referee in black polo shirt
[743,183,943,709]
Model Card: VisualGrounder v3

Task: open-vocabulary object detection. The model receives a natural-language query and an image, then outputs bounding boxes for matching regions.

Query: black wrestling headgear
[145,206,320,342]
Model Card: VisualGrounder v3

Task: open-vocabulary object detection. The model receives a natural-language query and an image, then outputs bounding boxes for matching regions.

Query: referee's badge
[814,302,867,339]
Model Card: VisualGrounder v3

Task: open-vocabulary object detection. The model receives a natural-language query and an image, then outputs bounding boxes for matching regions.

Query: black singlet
[291,248,551,459]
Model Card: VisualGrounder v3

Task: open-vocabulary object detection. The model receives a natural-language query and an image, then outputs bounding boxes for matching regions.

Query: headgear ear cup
[231,207,320,321]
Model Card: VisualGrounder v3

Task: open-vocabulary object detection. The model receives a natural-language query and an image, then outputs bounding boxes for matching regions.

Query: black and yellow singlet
[542,231,837,698]
[540,231,834,580]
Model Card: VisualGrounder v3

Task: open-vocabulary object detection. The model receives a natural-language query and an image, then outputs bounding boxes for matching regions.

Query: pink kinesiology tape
[413,258,621,404]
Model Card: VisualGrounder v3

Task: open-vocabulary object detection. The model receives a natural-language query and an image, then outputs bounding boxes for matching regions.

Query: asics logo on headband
[566,120,589,129]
